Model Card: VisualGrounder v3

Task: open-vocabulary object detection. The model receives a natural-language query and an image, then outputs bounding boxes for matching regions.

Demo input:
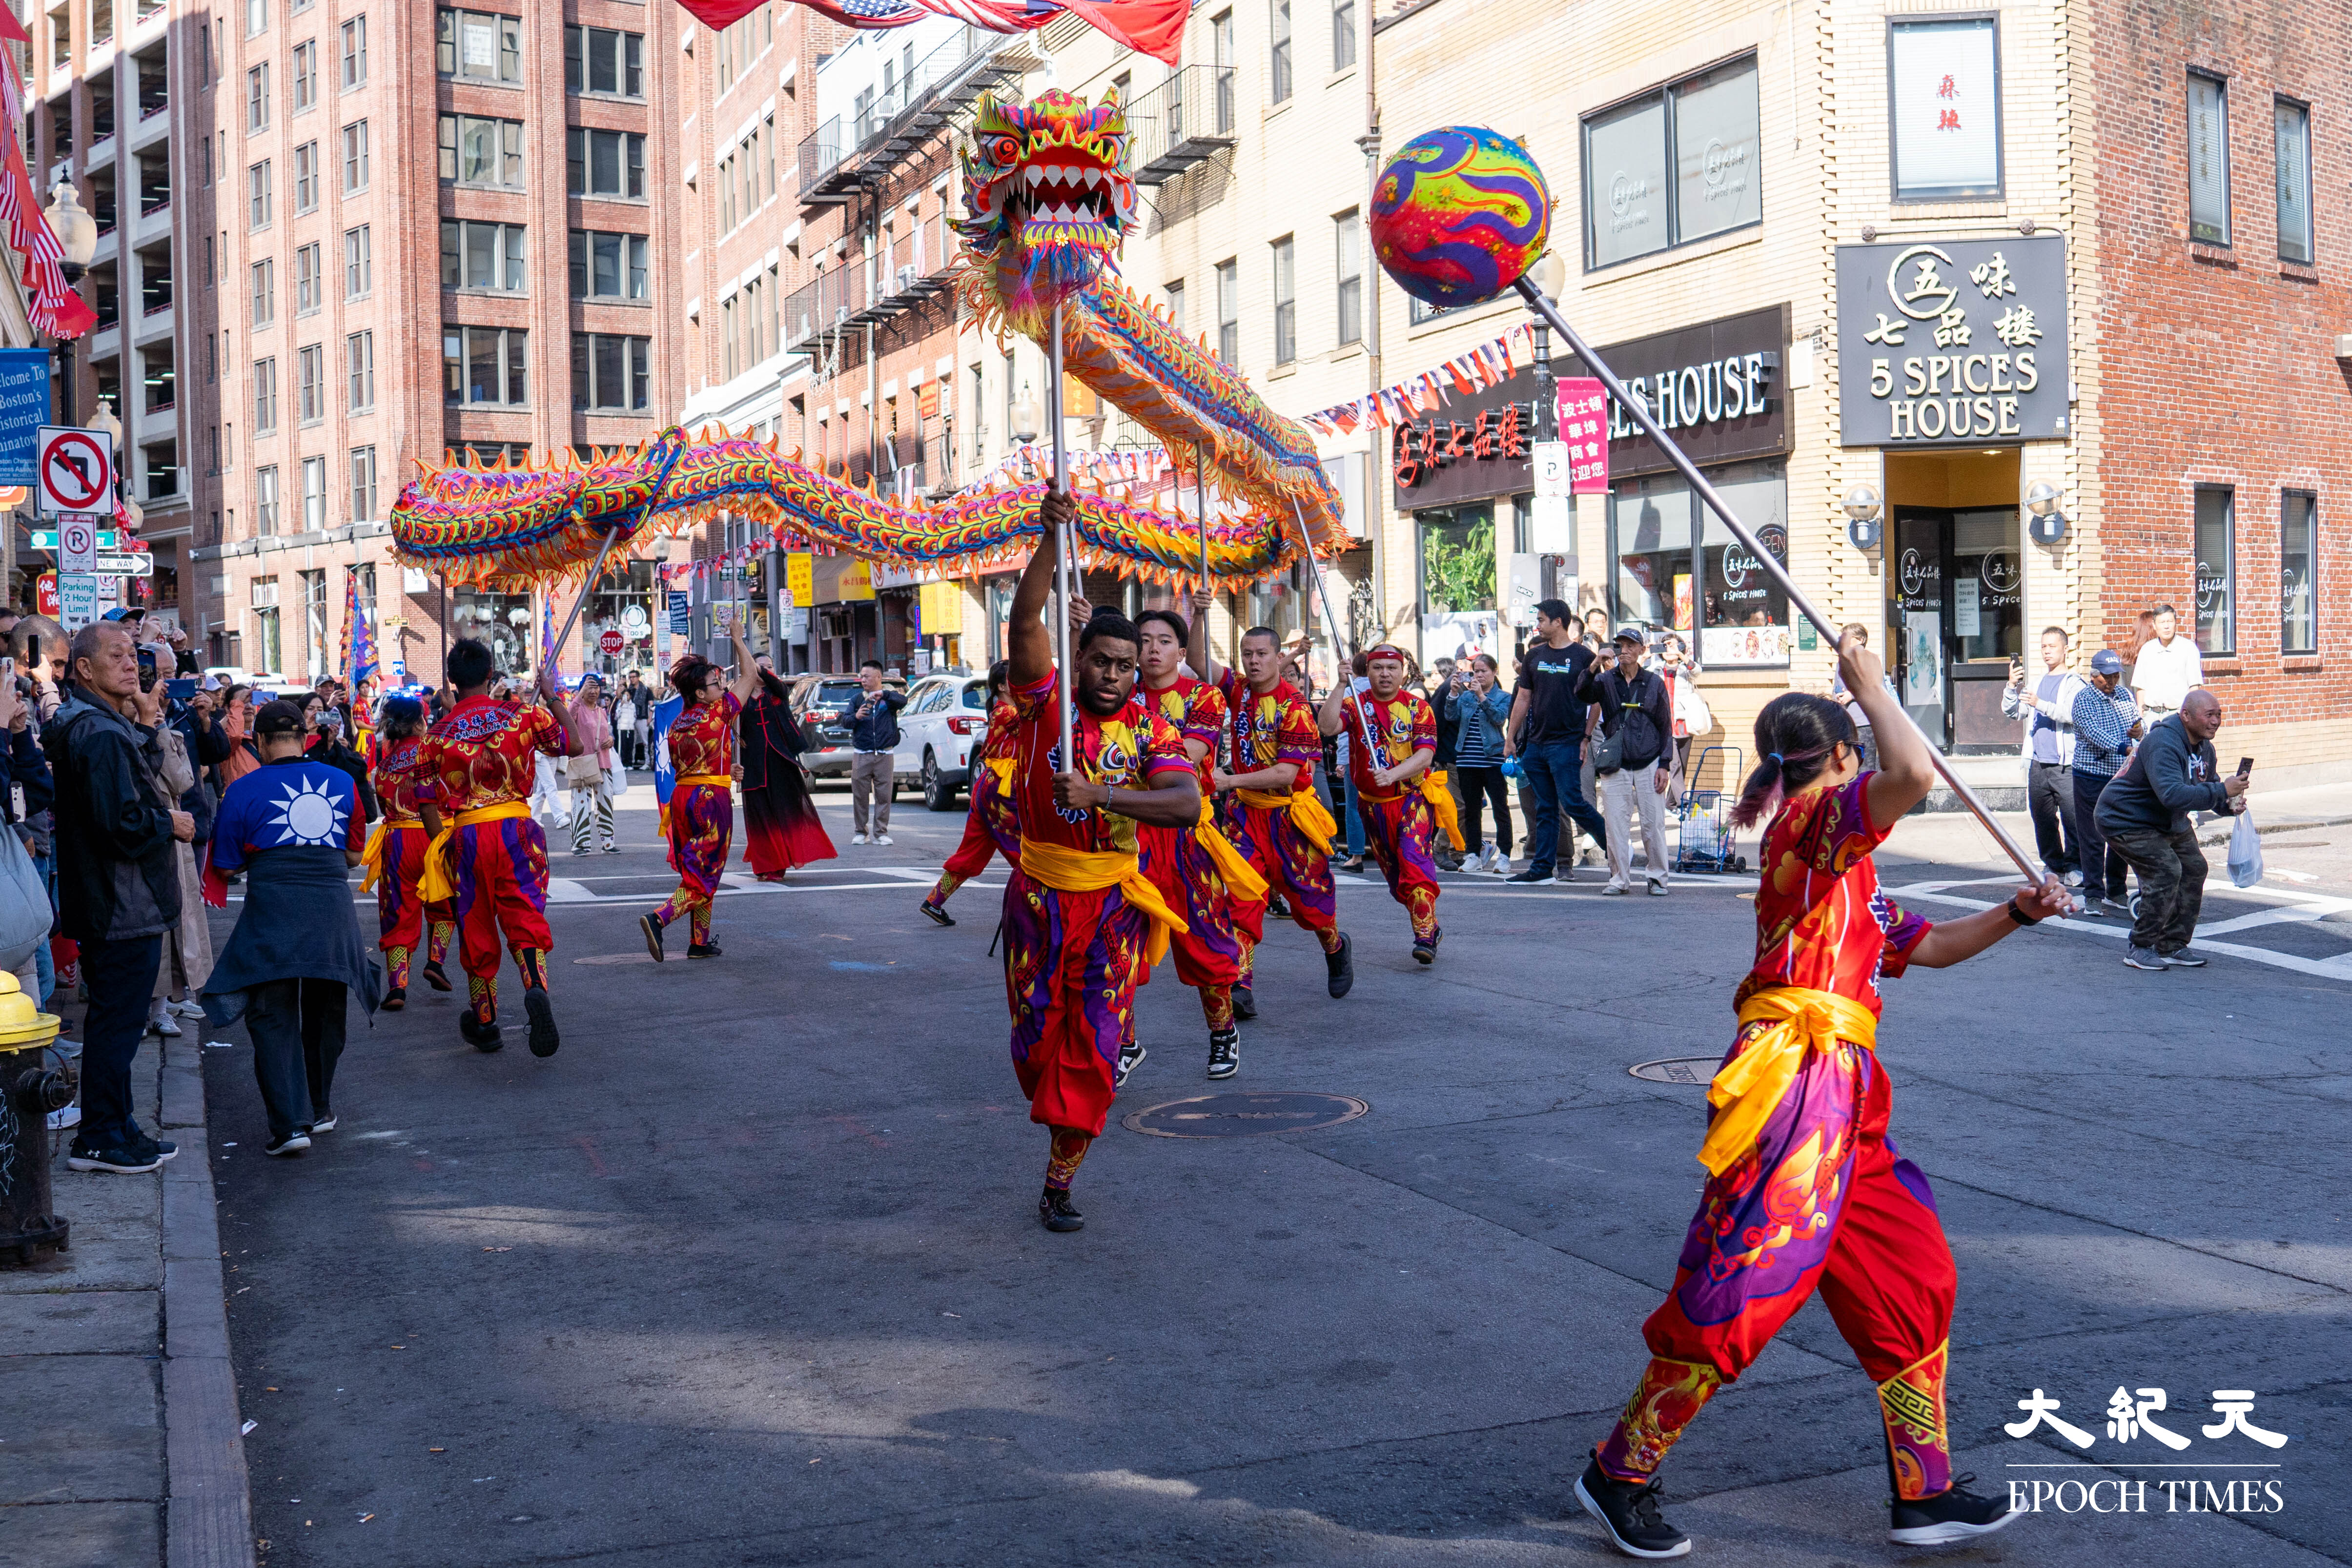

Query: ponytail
[1729,693,1860,829]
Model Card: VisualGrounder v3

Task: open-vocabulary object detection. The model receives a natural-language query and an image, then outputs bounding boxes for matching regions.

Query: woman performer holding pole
[639,615,759,962]
[363,696,455,1010]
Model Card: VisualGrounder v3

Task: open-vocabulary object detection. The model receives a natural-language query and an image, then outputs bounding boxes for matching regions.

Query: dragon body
[390,86,1343,588]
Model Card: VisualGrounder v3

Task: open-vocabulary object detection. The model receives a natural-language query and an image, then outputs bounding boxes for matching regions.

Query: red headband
[1364,644,1407,664]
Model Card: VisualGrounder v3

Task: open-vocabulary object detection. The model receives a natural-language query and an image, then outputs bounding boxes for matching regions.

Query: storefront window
[2194,485,2234,655]
[451,586,533,675]
[1417,504,1501,667]
[2281,491,2317,654]
[1608,459,1788,666]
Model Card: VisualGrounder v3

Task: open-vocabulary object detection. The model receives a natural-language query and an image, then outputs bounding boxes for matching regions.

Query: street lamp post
[43,185,99,426]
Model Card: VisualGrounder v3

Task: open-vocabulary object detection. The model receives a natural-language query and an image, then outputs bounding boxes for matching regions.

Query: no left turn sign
[36,425,112,515]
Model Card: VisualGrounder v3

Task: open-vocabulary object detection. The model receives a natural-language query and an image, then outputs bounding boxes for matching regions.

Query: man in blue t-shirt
[1502,599,1609,884]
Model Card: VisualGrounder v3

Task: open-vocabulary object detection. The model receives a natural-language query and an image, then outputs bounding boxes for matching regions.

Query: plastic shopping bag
[2227,809,2263,889]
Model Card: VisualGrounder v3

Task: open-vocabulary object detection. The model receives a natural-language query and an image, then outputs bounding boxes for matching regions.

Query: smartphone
[137,647,159,691]
[2236,756,2254,778]
[166,677,198,702]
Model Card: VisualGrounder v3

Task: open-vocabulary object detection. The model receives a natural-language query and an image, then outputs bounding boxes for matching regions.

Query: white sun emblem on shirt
[266,775,350,846]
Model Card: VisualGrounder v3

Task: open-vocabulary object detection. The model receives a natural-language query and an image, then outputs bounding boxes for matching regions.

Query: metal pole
[1048,303,1074,766]
[1193,441,1210,591]
[1286,496,1380,752]
[1509,275,2045,885]
[546,525,628,679]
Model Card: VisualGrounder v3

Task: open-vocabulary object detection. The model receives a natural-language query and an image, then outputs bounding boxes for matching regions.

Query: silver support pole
[548,525,627,663]
[1193,441,1210,591]
[1510,276,2045,885]
[1048,303,1074,765]
[1285,496,1380,754]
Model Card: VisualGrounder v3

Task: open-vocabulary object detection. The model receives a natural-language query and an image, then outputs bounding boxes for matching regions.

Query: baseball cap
[1614,625,1648,645]
[2089,649,2124,675]
[251,698,307,737]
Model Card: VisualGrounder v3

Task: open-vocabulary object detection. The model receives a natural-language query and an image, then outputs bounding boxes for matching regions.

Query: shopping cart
[1674,745,1749,875]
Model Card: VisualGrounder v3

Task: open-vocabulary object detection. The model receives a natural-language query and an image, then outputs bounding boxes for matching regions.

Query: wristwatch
[2005,895,2042,927]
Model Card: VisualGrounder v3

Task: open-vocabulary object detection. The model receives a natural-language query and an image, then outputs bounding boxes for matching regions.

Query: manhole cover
[1122,1092,1369,1139]
[1630,1057,1719,1086]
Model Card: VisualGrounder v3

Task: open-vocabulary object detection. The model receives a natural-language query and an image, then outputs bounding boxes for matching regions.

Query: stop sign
[598,628,626,655]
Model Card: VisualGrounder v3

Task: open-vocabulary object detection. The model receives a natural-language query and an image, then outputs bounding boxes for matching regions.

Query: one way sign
[36,425,113,517]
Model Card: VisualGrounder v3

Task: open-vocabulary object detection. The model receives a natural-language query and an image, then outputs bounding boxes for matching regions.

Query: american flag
[677,0,1185,65]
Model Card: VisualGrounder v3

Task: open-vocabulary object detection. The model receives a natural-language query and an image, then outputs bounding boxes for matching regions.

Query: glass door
[1888,506,2025,753]
[1891,508,1948,749]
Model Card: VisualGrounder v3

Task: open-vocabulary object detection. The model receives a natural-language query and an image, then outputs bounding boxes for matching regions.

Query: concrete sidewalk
[1,1010,255,1568]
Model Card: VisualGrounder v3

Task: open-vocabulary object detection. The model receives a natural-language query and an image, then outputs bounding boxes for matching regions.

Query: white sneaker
[851,833,869,845]
[1492,855,1512,875]
[874,834,893,846]
[1647,879,1670,896]
[168,999,206,1018]
[149,1013,183,1038]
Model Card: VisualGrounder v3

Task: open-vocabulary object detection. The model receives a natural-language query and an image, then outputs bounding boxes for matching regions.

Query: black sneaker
[265,1132,311,1158]
[308,1110,336,1133]
[919,898,956,927]
[1231,985,1257,1021]
[1888,1474,2022,1546]
[66,1142,164,1174]
[1114,1040,1146,1087]
[1505,869,1551,884]
[1038,1187,1084,1232]
[1325,932,1355,998]
[421,959,453,993]
[1412,928,1440,965]
[127,1128,176,1163]
[380,986,406,1013]
[2160,949,2208,968]
[524,987,560,1058]
[459,1007,504,1052]
[687,941,722,959]
[1206,1028,1239,1079]
[1269,894,1291,919]
[639,914,666,963]
[2123,945,2167,972]
[1575,1457,1690,1559]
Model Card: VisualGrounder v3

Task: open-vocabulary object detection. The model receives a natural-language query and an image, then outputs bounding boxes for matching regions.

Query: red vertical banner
[1557,378,1611,494]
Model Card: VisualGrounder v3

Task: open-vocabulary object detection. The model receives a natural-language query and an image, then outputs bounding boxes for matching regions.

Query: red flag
[1055,0,1184,64]
[0,6,26,44]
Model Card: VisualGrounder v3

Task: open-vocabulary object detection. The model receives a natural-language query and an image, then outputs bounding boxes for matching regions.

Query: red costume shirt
[1738,774,1931,1017]
[370,737,441,824]
[419,696,567,813]
[1008,671,1193,856]
[1141,674,1227,792]
[1338,688,1438,801]
[669,690,742,779]
[1216,671,1320,796]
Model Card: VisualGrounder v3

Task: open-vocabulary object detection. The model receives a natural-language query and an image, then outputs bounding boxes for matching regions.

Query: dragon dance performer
[740,659,837,881]
[1002,495,1201,1234]
[640,617,761,961]
[1186,592,1352,1015]
[919,661,1017,925]
[416,638,586,1057]
[1131,608,1265,1081]
[361,696,455,1010]
[1574,632,2067,1561]
[1318,645,1453,965]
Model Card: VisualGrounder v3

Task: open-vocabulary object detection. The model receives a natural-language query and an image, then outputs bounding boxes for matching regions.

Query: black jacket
[305,733,381,821]
[2095,713,2231,837]
[48,687,183,943]
[844,688,906,751]
[168,699,233,842]
[1576,662,1671,771]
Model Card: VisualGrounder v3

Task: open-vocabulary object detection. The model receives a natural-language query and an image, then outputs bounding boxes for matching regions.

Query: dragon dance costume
[362,735,454,998]
[1001,670,1194,1196]
[1214,671,1344,992]
[926,700,1021,912]
[1336,685,1454,952]
[652,691,741,952]
[1593,773,1960,1503]
[1135,674,1261,1047]
[416,696,567,1044]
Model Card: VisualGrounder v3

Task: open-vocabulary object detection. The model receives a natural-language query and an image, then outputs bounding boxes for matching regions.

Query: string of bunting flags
[1300,323,1540,437]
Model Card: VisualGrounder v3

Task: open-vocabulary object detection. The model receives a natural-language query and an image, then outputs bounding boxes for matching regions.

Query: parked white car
[898,672,991,810]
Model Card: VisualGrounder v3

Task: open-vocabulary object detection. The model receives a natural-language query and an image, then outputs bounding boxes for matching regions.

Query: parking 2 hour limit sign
[36,425,112,516]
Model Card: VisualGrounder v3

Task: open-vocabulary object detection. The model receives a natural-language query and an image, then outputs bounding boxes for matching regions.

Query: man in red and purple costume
[1319,644,1450,963]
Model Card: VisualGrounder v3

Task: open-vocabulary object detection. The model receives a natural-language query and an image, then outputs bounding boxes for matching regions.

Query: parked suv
[899,672,991,810]
[789,671,908,783]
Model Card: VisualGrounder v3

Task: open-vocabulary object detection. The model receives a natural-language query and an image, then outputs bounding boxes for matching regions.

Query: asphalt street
[198,780,2352,1568]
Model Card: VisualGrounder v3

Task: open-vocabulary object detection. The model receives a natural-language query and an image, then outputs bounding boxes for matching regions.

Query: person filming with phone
[2092,686,2246,972]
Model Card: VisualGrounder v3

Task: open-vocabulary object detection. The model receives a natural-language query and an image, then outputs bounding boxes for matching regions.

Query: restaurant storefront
[1390,366,1542,665]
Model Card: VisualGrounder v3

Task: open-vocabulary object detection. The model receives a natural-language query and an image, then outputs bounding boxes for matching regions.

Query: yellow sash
[1191,815,1269,903]
[1018,836,1191,967]
[1698,987,1881,1177]
[1235,786,1338,855]
[676,774,733,790]
[1420,769,1467,852]
[359,821,389,893]
[417,802,533,905]
[984,755,1016,796]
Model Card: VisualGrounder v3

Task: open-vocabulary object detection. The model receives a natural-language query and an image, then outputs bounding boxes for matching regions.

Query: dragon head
[958,86,1139,315]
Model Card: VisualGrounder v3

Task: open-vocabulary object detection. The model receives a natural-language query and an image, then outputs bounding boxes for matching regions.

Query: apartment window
[719,296,737,379]
[564,25,644,98]
[247,160,271,228]
[443,325,528,406]
[349,446,377,521]
[345,330,374,410]
[441,220,527,291]
[2277,491,2318,654]
[2275,98,2312,265]
[1334,209,1361,345]
[2189,73,2230,245]
[207,424,219,469]
[339,16,365,88]
[1583,54,1760,268]
[1166,279,1185,334]
[256,467,279,536]
[1888,18,2000,202]
[1332,0,1355,70]
[1270,236,1295,363]
[1212,12,1235,134]
[253,357,279,431]
[568,229,649,300]
[293,242,320,312]
[301,455,326,530]
[297,344,324,422]
[343,226,370,297]
[1215,260,1239,365]
[292,142,318,211]
[290,40,314,111]
[341,120,368,191]
[249,259,274,325]
[203,234,215,287]
[246,0,266,33]
[567,128,646,198]
[246,64,269,131]
[717,153,736,232]
[436,8,521,83]
[1269,0,1292,104]
[2192,486,2234,655]
[438,114,520,188]
[571,333,651,411]
[197,136,211,186]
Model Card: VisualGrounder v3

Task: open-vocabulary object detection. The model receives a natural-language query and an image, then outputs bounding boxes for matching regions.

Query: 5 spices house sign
[1836,234,2069,446]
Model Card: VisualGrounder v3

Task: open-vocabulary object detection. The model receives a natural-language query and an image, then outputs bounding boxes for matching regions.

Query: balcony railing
[1124,64,1239,185]
[797,26,1032,200]
[779,214,955,354]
